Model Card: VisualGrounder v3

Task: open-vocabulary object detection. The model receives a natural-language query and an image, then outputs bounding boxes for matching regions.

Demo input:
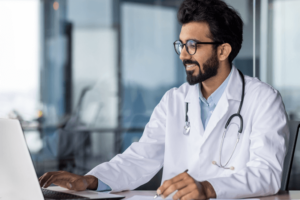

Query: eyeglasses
[173,40,223,55]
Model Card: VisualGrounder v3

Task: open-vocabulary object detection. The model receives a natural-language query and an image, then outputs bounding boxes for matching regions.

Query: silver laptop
[0,118,125,200]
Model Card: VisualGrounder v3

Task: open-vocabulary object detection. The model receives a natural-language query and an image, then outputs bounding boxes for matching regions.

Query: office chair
[280,120,300,191]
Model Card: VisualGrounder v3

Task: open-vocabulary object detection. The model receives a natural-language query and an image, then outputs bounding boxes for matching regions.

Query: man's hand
[156,171,216,200]
[39,171,98,191]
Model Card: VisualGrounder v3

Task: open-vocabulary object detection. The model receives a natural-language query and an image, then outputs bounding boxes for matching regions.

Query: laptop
[0,118,125,200]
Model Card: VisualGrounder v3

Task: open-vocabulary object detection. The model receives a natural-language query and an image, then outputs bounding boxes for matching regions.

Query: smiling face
[179,21,220,85]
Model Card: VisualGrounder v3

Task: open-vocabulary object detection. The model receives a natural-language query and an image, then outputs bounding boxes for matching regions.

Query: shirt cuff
[96,179,111,191]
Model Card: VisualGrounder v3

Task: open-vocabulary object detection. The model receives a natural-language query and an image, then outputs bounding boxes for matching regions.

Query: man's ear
[218,43,232,61]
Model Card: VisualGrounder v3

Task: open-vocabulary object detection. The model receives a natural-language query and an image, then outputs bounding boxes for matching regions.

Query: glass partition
[121,2,183,152]
[257,0,300,190]
[224,0,256,77]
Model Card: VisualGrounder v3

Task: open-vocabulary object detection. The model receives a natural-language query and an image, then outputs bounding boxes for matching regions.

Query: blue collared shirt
[97,179,111,191]
[199,68,232,130]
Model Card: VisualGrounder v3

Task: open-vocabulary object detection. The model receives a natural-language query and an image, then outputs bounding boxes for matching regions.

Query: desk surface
[112,190,300,200]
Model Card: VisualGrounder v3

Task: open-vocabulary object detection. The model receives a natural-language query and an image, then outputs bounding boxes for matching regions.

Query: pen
[153,169,189,199]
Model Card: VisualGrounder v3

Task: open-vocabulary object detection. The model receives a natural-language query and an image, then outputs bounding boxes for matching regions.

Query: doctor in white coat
[39,0,289,199]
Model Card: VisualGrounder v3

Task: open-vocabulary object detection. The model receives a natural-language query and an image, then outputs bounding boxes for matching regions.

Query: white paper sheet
[126,196,261,200]
[125,195,172,200]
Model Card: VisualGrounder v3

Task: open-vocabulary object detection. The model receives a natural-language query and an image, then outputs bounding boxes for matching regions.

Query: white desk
[112,190,300,200]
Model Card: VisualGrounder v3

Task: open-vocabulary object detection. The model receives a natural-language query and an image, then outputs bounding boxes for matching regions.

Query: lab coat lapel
[203,93,229,140]
[203,67,242,140]
[226,67,243,102]
[184,84,205,137]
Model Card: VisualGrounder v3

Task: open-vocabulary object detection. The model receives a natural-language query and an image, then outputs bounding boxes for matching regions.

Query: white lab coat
[87,66,289,199]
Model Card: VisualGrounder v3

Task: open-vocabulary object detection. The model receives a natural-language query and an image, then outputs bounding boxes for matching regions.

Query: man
[39,0,289,199]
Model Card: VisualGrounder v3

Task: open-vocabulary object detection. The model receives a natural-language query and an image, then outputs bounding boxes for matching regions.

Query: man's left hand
[156,171,215,200]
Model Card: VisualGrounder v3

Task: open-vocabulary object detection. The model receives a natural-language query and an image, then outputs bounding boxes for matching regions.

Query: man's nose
[179,45,192,61]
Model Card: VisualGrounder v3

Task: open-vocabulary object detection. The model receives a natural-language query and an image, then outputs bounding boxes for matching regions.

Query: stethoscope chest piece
[183,122,190,135]
[183,102,190,135]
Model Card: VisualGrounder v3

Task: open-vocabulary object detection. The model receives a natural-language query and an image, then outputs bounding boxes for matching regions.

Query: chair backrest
[281,120,300,191]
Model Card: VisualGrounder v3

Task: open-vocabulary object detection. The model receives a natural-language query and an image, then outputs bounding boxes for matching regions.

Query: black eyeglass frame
[173,40,223,55]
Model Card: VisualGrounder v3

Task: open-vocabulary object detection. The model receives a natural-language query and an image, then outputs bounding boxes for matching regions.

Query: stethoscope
[183,70,245,170]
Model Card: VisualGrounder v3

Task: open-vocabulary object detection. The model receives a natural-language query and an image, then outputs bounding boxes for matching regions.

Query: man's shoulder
[244,75,279,98]
[164,82,191,99]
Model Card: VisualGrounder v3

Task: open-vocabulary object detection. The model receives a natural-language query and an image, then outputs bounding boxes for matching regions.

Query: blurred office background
[0,0,300,190]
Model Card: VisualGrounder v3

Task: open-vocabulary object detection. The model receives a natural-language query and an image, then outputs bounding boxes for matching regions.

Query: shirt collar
[198,67,233,106]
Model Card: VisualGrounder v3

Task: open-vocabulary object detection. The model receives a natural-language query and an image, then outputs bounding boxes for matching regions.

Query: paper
[126,191,176,200]
[126,196,260,200]
[125,195,172,200]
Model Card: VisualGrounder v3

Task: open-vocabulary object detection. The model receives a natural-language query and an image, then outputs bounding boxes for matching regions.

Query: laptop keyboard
[42,188,89,199]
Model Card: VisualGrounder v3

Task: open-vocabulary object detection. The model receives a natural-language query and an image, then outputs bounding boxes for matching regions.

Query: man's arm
[39,91,169,192]
[85,91,169,192]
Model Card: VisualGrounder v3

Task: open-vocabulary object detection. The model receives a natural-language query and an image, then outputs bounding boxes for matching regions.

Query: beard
[184,50,219,85]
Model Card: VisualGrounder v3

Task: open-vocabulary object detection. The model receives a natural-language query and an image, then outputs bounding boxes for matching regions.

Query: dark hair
[177,0,243,64]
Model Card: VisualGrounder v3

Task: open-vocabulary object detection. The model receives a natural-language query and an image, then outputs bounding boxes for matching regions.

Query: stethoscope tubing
[183,69,246,170]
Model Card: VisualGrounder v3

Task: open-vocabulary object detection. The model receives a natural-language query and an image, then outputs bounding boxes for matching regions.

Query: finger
[69,177,90,191]
[180,191,202,200]
[172,184,196,200]
[43,174,67,188]
[170,171,190,183]
[76,177,89,190]
[67,181,76,190]
[38,175,43,181]
[39,172,55,187]
[157,172,189,194]
[39,171,60,182]
[50,180,71,190]
[39,174,45,183]
[39,172,50,182]
[39,171,66,187]
[161,179,191,199]
[40,171,64,179]
[43,175,55,188]
[43,179,75,191]
[43,175,84,191]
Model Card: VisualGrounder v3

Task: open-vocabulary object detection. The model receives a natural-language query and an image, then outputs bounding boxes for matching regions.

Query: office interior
[1,0,300,191]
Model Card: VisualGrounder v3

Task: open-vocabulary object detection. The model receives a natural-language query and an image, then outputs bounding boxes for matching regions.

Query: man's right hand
[39,171,98,191]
